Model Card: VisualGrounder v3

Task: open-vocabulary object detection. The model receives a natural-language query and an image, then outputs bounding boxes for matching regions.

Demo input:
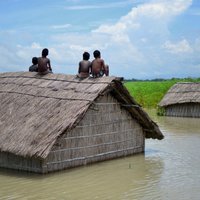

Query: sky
[0,0,199,79]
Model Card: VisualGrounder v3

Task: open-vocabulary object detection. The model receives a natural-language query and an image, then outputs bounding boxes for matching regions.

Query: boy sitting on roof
[29,57,38,72]
[77,52,92,78]
[91,50,109,78]
[38,48,52,75]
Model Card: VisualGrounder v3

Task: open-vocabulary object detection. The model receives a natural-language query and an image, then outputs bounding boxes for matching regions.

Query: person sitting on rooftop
[77,51,92,78]
[29,57,38,72]
[91,50,109,78]
[38,48,52,75]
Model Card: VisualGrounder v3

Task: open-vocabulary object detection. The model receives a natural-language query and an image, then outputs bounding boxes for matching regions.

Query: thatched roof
[0,72,163,159]
[159,82,200,107]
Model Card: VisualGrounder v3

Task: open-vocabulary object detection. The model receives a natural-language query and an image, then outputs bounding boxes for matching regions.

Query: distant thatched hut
[0,72,163,173]
[159,82,200,117]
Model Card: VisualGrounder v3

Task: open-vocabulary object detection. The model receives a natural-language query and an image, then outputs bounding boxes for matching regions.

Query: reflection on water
[0,110,200,200]
[0,155,163,200]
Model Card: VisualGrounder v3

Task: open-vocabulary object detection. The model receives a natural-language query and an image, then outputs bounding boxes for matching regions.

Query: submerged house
[159,82,200,118]
[0,72,163,173]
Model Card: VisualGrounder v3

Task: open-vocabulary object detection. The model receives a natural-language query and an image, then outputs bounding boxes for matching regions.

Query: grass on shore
[124,78,200,108]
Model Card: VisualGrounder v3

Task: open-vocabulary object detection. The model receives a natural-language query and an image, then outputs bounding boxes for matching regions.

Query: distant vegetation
[124,77,200,108]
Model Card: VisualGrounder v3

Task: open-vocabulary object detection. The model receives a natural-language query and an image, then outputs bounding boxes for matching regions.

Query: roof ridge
[0,72,120,84]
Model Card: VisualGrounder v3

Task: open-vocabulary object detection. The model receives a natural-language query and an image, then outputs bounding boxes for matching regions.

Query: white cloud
[94,0,192,34]
[51,24,71,29]
[163,39,193,54]
[31,42,42,49]
[92,0,192,50]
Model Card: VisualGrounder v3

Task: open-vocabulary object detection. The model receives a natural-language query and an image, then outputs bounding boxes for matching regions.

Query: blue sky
[0,0,199,79]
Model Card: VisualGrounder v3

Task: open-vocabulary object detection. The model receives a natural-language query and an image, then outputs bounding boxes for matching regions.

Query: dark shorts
[92,70,104,78]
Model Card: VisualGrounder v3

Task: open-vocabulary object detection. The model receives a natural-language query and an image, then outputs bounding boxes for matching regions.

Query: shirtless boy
[38,48,52,74]
[29,57,38,72]
[78,52,91,78]
[91,50,109,77]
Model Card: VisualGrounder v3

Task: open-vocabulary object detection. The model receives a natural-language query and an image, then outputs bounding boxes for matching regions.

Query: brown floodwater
[0,110,200,200]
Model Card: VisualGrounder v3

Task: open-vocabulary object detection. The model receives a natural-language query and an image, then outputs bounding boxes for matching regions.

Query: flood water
[0,110,200,200]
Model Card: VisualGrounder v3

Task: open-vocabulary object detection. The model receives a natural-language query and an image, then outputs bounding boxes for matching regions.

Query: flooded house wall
[165,103,200,118]
[44,94,144,173]
[0,152,43,173]
[0,94,144,173]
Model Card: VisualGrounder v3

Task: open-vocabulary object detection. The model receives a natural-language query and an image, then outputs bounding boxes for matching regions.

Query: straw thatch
[159,82,200,117]
[0,72,163,163]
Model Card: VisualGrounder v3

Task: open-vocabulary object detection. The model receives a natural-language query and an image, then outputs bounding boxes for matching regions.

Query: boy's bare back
[91,58,105,76]
[91,50,109,77]
[37,48,52,74]
[79,60,91,73]
[38,57,50,73]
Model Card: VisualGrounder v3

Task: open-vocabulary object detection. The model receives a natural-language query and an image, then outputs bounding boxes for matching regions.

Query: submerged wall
[164,103,200,118]
[44,94,144,173]
[0,152,44,173]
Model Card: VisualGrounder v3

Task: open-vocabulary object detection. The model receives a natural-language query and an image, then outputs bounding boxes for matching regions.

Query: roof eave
[109,80,164,140]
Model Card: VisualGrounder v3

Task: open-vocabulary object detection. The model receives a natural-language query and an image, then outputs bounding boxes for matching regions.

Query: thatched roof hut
[0,72,163,173]
[159,82,200,117]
